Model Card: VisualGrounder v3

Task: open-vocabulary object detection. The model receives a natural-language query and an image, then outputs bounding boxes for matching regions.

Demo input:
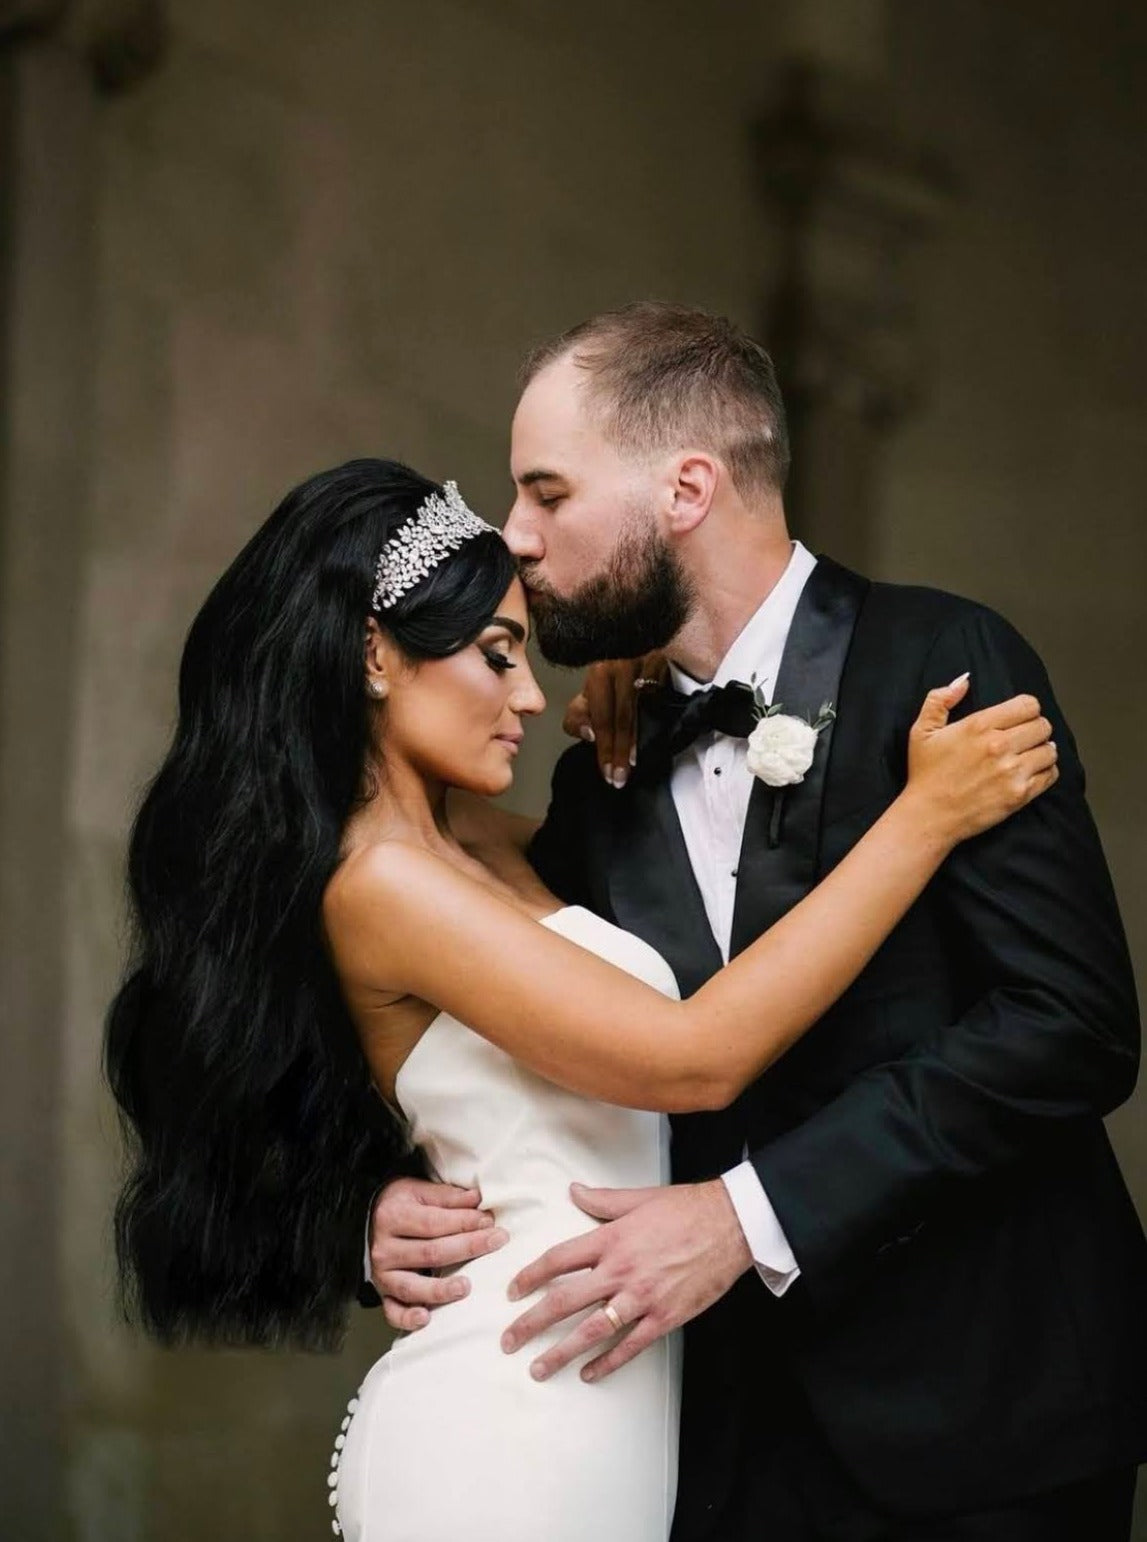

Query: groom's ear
[666,451,720,536]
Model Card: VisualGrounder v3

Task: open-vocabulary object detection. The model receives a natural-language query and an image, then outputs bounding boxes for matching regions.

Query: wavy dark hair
[104,458,517,1350]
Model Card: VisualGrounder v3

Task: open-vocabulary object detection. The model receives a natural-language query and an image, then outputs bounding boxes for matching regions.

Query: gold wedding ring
[602,1302,625,1334]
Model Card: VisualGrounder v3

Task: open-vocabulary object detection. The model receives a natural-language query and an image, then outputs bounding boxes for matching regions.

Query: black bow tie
[637,680,759,771]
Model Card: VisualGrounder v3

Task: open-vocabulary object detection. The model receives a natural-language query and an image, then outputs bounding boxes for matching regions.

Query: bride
[104,459,1056,1542]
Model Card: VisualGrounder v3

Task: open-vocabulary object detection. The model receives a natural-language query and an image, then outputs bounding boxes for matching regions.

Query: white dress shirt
[667,540,818,1297]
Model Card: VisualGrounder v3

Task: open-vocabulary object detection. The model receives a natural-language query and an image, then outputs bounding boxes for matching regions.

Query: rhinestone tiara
[370,480,497,611]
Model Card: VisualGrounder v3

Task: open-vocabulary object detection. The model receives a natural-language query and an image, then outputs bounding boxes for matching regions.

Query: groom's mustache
[517,562,558,604]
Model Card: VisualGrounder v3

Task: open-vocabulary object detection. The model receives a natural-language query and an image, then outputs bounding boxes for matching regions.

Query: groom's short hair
[520,302,790,497]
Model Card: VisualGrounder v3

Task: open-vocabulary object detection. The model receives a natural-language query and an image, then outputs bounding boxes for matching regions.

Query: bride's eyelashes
[480,646,517,674]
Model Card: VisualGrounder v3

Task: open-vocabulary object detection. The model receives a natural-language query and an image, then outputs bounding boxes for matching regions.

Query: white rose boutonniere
[746,712,821,787]
[745,682,837,845]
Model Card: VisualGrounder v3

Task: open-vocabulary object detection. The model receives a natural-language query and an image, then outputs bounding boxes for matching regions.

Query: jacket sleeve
[750,605,1141,1311]
[526,744,596,908]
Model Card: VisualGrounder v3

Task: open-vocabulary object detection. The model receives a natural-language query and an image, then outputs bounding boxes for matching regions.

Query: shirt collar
[668,541,818,699]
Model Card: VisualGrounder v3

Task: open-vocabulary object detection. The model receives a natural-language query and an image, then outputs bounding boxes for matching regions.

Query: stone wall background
[1,1,1143,1537]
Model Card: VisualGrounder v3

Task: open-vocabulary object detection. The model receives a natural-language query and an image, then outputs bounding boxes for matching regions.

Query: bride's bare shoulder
[325,840,452,921]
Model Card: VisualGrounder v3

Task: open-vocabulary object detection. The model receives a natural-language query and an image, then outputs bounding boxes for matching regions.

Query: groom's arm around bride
[509,578,1147,1526]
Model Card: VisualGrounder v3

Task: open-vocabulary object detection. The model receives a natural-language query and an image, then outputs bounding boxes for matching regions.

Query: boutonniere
[745,680,837,846]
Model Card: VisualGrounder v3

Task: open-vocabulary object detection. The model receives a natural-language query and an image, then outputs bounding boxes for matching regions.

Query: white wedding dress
[330,906,682,1541]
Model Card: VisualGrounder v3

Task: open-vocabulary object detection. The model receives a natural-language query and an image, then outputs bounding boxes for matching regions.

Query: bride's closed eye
[480,645,517,673]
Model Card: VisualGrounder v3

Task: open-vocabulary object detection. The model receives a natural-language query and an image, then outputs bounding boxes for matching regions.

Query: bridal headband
[371,480,497,611]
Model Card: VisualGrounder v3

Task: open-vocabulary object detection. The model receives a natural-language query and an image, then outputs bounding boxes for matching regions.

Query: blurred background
[0,0,1144,1537]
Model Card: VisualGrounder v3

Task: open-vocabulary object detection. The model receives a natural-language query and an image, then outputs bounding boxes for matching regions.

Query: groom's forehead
[511,386,604,480]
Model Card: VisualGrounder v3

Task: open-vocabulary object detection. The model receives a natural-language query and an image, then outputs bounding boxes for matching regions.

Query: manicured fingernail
[603,763,613,784]
[581,726,596,743]
[947,671,970,687]
[488,1228,509,1249]
[507,1281,521,1302]
[612,769,628,789]
[501,1331,517,1352]
[411,1309,429,1328]
[451,1279,469,1299]
[530,1360,548,1381]
[581,1366,596,1382]
[478,1211,494,1227]
[628,746,637,767]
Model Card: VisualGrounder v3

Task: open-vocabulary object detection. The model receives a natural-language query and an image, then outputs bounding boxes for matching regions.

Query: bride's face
[376,578,546,797]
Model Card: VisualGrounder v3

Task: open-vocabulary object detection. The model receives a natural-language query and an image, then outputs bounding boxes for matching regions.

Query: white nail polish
[603,763,613,784]
[947,671,971,688]
[581,726,596,743]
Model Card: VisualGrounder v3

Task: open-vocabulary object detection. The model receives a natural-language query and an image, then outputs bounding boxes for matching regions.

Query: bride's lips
[495,733,523,756]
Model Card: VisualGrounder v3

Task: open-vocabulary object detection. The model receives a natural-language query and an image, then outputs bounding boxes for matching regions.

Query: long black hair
[104,458,517,1350]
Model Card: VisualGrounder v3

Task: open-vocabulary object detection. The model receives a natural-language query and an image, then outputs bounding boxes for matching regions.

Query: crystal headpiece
[371,480,496,611]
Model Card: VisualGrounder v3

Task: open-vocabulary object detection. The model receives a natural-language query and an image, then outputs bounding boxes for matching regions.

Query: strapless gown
[330,905,682,1541]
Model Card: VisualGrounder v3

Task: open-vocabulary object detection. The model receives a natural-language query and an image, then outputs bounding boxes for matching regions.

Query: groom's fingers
[378,1268,474,1332]
[501,1269,608,1356]
[569,1182,662,1220]
[506,1227,603,1303]
[523,1294,642,1382]
[580,1313,662,1384]
[377,1223,510,1277]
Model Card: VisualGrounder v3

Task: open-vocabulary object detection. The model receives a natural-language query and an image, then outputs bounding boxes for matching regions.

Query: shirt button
[731,869,738,878]
[713,767,722,777]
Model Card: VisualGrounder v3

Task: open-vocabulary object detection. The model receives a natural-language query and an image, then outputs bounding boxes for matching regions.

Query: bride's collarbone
[451,838,556,921]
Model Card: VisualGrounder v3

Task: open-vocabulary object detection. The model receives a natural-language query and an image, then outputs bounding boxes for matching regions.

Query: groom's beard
[521,517,695,668]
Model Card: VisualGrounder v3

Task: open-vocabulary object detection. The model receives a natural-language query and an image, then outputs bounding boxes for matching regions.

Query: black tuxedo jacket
[528,558,1147,1533]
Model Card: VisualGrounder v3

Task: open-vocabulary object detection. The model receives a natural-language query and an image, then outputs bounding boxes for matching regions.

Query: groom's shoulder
[859,571,1027,653]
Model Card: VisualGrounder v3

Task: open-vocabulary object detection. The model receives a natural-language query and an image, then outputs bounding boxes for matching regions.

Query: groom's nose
[503,501,544,560]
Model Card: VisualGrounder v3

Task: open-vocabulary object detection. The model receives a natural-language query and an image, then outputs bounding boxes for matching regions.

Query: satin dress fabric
[333,905,682,1542]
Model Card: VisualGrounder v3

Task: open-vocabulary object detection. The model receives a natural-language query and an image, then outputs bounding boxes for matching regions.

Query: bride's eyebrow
[489,616,527,643]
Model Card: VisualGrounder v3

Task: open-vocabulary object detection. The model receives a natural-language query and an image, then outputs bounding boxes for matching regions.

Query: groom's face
[506,355,694,666]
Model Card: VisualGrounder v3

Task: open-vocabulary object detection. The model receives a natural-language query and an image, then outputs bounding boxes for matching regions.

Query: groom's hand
[501,1179,751,1382]
[369,1177,509,1333]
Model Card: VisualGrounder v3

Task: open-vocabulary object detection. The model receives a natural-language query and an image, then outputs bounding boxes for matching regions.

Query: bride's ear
[364,616,393,701]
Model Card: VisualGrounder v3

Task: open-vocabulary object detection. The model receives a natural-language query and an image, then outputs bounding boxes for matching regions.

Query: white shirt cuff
[721,1160,801,1298]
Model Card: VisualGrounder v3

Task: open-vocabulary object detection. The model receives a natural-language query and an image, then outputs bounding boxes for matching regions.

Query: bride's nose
[511,670,546,718]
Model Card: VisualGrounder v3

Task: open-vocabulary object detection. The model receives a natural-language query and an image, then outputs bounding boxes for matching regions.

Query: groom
[367,303,1147,1539]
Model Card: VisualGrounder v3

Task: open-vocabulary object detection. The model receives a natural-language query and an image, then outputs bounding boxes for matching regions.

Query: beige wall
[880,0,1147,1203]
[39,0,1147,1537]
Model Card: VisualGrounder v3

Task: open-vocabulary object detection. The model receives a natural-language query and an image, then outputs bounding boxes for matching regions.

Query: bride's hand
[561,653,669,788]
[902,673,1058,846]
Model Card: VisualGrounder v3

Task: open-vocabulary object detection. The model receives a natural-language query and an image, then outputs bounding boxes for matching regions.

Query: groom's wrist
[721,1161,801,1297]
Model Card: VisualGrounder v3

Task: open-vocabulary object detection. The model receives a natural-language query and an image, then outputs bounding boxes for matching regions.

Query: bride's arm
[326,683,1057,1113]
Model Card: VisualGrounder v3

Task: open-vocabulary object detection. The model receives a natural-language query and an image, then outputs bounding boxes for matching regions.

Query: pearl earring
[367,680,385,699]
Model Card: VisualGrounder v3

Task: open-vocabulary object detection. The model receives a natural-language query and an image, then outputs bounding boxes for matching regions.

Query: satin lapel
[728,557,869,959]
[605,772,724,999]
